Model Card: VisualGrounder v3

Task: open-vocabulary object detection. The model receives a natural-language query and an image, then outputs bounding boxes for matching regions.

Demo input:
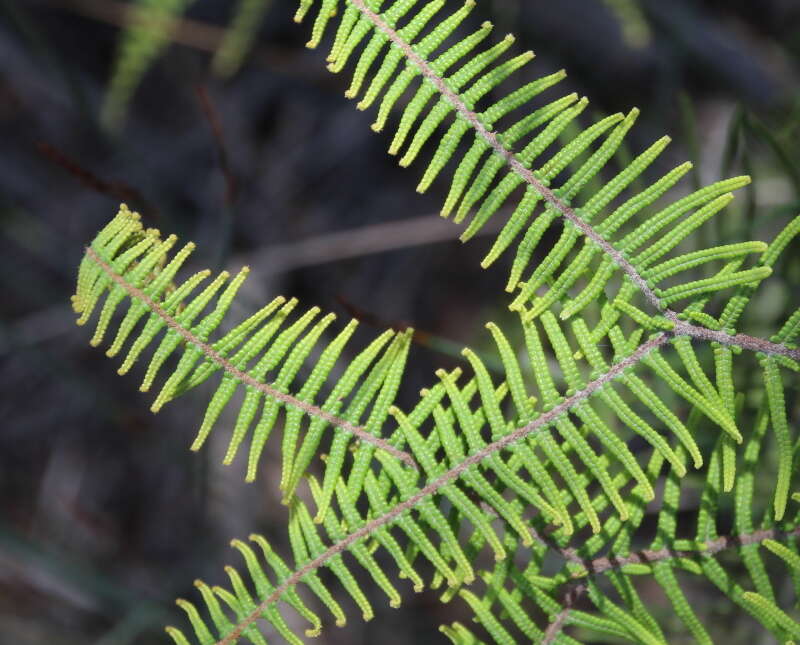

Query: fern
[77,1,800,643]
[211,0,275,77]
[102,0,196,129]
[73,206,416,489]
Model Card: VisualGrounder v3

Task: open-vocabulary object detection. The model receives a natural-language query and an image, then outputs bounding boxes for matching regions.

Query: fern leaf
[102,0,196,129]
[211,0,274,78]
[284,0,778,329]
[86,2,800,642]
[73,206,416,486]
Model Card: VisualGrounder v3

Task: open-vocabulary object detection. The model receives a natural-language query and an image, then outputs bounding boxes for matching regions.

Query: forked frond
[152,214,798,645]
[437,218,800,644]
[85,1,800,642]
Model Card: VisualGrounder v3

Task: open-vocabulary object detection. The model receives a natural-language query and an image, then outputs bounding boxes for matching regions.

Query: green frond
[440,622,488,644]
[73,206,413,487]
[162,287,797,642]
[602,0,652,49]
[742,592,800,639]
[211,0,274,78]
[447,426,800,644]
[103,0,282,125]
[763,357,793,521]
[102,0,196,130]
[283,0,777,330]
[89,2,800,642]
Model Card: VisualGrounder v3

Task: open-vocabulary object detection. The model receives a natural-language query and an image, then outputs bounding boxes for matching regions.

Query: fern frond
[101,0,196,130]
[435,219,800,644]
[448,434,800,644]
[150,209,798,644]
[89,2,800,642]
[601,0,651,49]
[211,0,274,78]
[285,0,776,329]
[73,206,416,485]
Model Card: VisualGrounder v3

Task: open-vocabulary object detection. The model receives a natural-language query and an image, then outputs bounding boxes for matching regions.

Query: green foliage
[212,0,274,78]
[102,0,197,129]
[79,0,800,643]
[73,206,413,489]
[601,0,651,49]
[103,0,275,127]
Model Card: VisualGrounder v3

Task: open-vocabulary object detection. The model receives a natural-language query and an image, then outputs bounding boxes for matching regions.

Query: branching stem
[88,243,798,644]
[542,524,800,643]
[90,7,800,639]
[214,333,669,645]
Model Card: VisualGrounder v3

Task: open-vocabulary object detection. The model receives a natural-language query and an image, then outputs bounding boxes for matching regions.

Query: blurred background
[1,0,799,643]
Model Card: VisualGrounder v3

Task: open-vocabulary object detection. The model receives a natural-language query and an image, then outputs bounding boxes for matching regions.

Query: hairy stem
[85,246,418,469]
[672,319,800,360]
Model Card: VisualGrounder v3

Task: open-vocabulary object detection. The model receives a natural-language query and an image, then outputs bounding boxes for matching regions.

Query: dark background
[1,0,799,643]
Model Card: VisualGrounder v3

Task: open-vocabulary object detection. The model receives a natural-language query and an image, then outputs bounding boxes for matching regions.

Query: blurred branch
[39,0,317,78]
[336,295,505,373]
[195,86,237,207]
[36,142,156,218]
[195,85,237,268]
[238,213,504,276]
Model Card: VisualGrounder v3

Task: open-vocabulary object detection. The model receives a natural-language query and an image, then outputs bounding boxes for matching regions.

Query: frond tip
[73,206,416,484]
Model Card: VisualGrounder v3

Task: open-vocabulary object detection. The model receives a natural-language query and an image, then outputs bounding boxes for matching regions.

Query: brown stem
[542,524,800,642]
[85,246,418,469]
[195,86,238,206]
[37,142,155,218]
[576,524,800,576]
[542,584,587,645]
[672,320,800,360]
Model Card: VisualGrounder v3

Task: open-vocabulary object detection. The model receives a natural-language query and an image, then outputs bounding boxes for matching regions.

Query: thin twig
[195,86,238,206]
[542,583,587,645]
[240,212,503,275]
[336,295,506,374]
[672,319,800,360]
[576,524,800,576]
[541,524,800,643]
[36,142,155,217]
[85,246,418,470]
